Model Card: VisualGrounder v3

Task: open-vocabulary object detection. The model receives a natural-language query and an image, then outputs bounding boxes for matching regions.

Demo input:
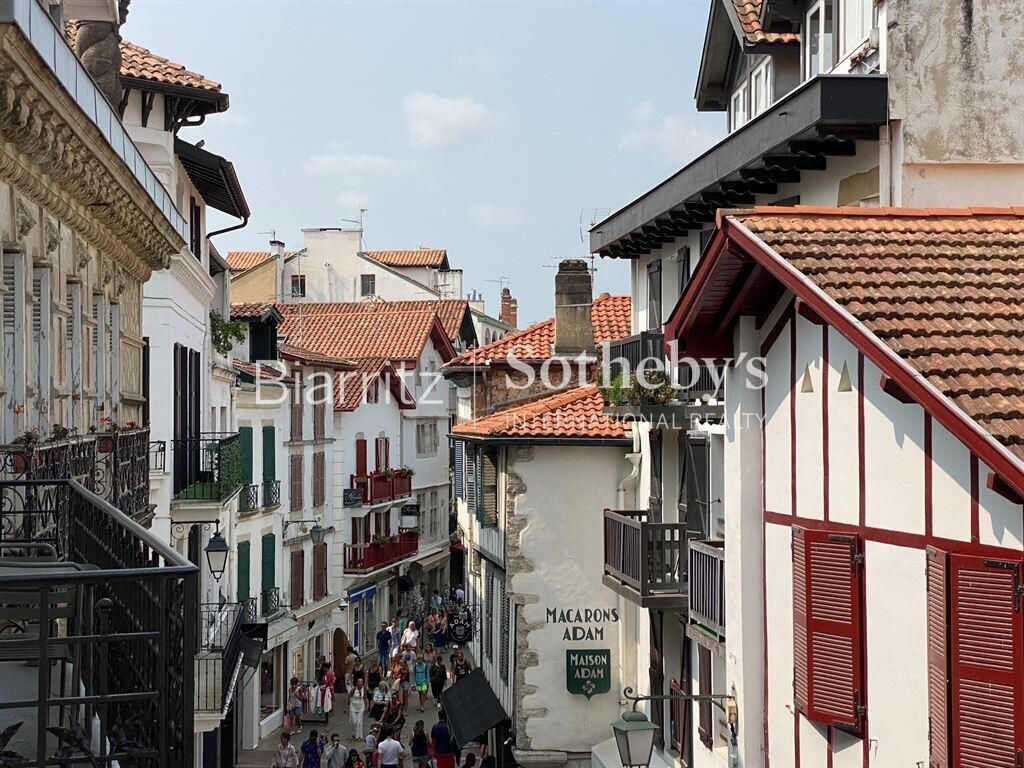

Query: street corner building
[442,261,636,768]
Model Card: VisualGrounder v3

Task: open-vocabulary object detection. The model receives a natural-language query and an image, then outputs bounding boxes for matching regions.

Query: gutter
[207,216,249,241]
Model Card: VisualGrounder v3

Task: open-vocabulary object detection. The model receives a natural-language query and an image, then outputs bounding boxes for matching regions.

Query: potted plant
[394,466,414,478]
[50,424,73,442]
[97,418,118,453]
[9,429,40,473]
[380,467,395,479]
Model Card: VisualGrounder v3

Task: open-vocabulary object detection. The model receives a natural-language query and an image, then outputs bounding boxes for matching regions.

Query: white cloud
[337,190,369,211]
[403,92,493,149]
[468,203,524,228]
[619,101,714,164]
[302,141,406,179]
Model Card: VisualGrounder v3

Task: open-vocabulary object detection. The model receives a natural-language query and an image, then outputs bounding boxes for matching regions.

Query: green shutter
[237,540,250,603]
[240,426,253,485]
[261,533,275,591]
[262,425,276,482]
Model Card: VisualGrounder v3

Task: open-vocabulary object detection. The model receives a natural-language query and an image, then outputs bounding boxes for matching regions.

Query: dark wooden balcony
[349,470,414,504]
[0,478,197,766]
[602,509,688,609]
[606,331,665,380]
[688,539,725,639]
[343,529,419,574]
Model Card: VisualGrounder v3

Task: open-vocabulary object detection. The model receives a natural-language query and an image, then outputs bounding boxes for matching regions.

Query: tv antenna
[578,208,610,243]
[485,276,512,291]
[258,229,276,242]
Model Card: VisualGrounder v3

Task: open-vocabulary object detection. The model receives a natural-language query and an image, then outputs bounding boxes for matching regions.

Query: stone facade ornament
[15,198,33,240]
[44,218,59,256]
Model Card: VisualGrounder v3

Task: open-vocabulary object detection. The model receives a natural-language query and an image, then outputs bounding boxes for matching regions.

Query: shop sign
[566,649,611,699]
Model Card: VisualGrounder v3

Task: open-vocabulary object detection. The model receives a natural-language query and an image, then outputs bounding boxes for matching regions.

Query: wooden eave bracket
[879,373,913,404]
[986,471,1024,505]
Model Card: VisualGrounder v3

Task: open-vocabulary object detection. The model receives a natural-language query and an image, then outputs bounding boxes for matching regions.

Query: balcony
[688,540,725,639]
[349,470,414,505]
[172,432,242,503]
[343,529,419,574]
[606,331,665,380]
[239,483,259,515]
[262,479,281,508]
[196,600,262,715]
[602,509,688,609]
[0,478,197,765]
[260,586,282,618]
[149,440,167,472]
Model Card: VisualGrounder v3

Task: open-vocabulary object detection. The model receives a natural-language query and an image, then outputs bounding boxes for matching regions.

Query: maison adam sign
[566,649,611,699]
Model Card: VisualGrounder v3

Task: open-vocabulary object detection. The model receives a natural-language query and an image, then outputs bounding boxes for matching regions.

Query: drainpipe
[616,426,643,509]
[207,216,250,241]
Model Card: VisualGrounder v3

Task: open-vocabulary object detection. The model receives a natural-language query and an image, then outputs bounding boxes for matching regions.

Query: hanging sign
[565,649,611,699]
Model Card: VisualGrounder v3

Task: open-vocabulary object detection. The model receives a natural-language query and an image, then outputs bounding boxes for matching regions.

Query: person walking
[429,655,447,707]
[431,590,444,613]
[366,657,383,692]
[412,653,429,712]
[410,721,430,767]
[388,619,401,660]
[400,620,419,651]
[377,727,405,768]
[352,658,366,690]
[375,622,392,668]
[370,680,389,722]
[430,711,456,768]
[288,677,305,734]
[325,734,346,768]
[273,732,298,768]
[348,678,369,740]
[301,730,324,768]
[343,749,365,768]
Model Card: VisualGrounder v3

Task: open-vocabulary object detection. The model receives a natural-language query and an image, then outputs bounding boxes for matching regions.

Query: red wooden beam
[879,373,914,404]
[986,471,1024,505]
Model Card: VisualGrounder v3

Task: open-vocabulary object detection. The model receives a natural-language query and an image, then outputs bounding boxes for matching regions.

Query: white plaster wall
[763,319,791,515]
[931,421,972,541]
[512,445,626,752]
[763,521,795,768]
[794,315,823,521]
[979,460,1024,550]
[826,330,859,526]
[798,717,828,768]
[771,143,880,206]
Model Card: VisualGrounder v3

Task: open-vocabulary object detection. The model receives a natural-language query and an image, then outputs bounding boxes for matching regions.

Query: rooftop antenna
[258,229,276,242]
[579,208,610,244]
[485,276,512,291]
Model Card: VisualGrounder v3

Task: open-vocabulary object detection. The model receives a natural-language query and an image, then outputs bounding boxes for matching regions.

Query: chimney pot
[553,259,593,355]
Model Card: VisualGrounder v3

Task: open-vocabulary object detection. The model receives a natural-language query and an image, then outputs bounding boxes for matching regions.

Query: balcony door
[649,432,663,522]
[172,343,201,496]
[649,609,665,748]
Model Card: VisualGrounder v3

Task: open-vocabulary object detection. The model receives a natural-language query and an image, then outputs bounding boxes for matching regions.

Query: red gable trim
[719,216,1024,503]
[427,315,457,363]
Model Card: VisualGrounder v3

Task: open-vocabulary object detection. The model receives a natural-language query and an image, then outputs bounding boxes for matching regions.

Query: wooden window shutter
[313,451,325,507]
[485,569,494,660]
[698,645,712,749]
[291,370,303,441]
[792,526,810,714]
[290,549,304,609]
[465,447,477,511]
[926,547,950,768]
[375,437,384,472]
[313,543,328,600]
[481,448,498,527]
[314,401,325,440]
[384,436,391,469]
[239,426,253,485]
[290,454,303,511]
[237,540,250,603]
[355,438,367,476]
[262,426,276,481]
[793,526,865,730]
[454,440,465,499]
[261,533,275,592]
[949,553,1024,766]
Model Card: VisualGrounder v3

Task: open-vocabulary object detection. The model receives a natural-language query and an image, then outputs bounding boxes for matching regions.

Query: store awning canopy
[440,668,507,745]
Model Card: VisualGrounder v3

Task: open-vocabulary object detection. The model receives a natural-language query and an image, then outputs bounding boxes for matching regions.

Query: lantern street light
[285,519,325,546]
[204,528,229,581]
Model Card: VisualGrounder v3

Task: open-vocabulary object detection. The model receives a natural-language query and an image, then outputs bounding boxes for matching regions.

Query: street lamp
[205,528,229,581]
[285,519,325,545]
[610,711,658,768]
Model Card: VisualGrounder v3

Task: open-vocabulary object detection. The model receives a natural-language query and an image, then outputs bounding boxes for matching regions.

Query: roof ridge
[725,205,1024,220]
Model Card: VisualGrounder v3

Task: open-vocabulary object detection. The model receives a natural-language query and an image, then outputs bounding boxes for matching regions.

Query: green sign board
[566,649,611,699]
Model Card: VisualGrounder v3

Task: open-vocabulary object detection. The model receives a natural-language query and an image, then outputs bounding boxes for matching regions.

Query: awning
[439,668,507,745]
[415,548,449,570]
[348,584,377,602]
[175,137,250,220]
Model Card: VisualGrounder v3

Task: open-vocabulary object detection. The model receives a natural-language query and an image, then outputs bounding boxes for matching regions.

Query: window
[646,259,662,331]
[107,302,118,415]
[65,282,83,429]
[290,453,303,511]
[840,0,873,58]
[31,267,51,429]
[375,435,390,471]
[92,294,105,415]
[729,82,748,132]
[355,436,368,476]
[499,578,510,682]
[2,255,25,442]
[313,401,325,440]
[290,275,306,298]
[290,369,303,441]
[676,246,691,295]
[240,426,254,485]
[263,424,276,483]
[698,645,712,749]
[237,540,250,603]
[454,440,465,498]
[479,447,498,527]
[261,532,276,596]
[360,274,375,297]
[650,612,665,748]
[927,548,1024,766]
[141,337,150,427]
[485,569,494,661]
[465,446,477,511]
[751,58,772,118]
[313,451,325,507]
[804,0,834,79]
[792,526,864,730]
[189,196,202,259]
[429,489,439,539]
[649,431,663,522]
[417,420,440,457]
[290,549,304,609]
[312,542,328,601]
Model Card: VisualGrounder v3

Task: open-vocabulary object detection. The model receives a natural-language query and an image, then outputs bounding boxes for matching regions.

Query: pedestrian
[352,658,366,690]
[401,620,419,650]
[301,729,324,768]
[367,657,383,692]
[429,655,447,707]
[388,619,401,660]
[377,726,405,768]
[343,749,365,768]
[288,677,305,734]
[410,720,430,767]
[412,653,429,712]
[454,585,465,603]
[322,662,337,695]
[430,711,456,768]
[434,611,448,650]
[370,680,389,722]
[273,732,298,768]
[452,652,472,683]
[397,611,408,633]
[325,734,345,768]
[348,678,369,740]
[397,657,411,710]
[364,725,378,768]
[344,646,359,689]
[381,696,405,738]
[460,755,476,768]
[375,622,392,668]
[431,590,444,613]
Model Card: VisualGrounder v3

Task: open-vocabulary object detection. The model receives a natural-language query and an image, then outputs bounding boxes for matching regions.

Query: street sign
[566,649,611,699]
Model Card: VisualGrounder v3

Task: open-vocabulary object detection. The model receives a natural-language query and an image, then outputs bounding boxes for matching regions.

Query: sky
[126,1,725,326]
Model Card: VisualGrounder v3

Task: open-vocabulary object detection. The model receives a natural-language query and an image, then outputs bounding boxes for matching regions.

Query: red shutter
[313,543,328,600]
[375,437,384,472]
[793,526,864,729]
[950,553,1024,767]
[793,527,809,714]
[290,549,304,609]
[927,547,950,768]
[384,437,391,469]
[355,438,367,476]
[290,454,303,511]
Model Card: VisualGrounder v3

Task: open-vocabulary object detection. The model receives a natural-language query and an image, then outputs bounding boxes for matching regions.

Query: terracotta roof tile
[731,206,1024,458]
[276,300,468,344]
[233,360,294,386]
[333,358,415,412]
[729,0,800,45]
[448,294,631,367]
[452,386,627,440]
[278,342,354,370]
[230,302,278,320]
[226,250,294,272]
[365,249,448,268]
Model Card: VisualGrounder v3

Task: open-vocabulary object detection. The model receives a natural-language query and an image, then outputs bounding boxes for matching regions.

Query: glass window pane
[807,7,821,77]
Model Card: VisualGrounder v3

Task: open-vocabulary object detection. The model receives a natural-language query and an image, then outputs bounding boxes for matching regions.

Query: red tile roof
[230,302,280,320]
[276,300,469,343]
[365,249,448,268]
[226,250,295,273]
[729,0,800,45]
[277,302,456,362]
[730,206,1024,459]
[448,293,631,367]
[279,343,354,370]
[233,360,294,386]
[334,358,415,412]
[451,386,627,440]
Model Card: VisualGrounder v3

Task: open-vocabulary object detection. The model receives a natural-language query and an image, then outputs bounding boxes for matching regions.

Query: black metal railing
[689,540,726,638]
[172,432,241,502]
[149,440,166,472]
[262,479,281,508]
[605,331,665,380]
[678,362,726,402]
[196,601,255,714]
[603,509,688,607]
[0,478,197,767]
[239,484,259,514]
[260,586,281,617]
[0,433,98,486]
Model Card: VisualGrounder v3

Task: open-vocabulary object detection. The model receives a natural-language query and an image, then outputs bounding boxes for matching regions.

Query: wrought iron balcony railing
[605,330,665,381]
[149,440,166,472]
[260,586,282,618]
[602,509,688,609]
[196,601,260,715]
[172,432,242,502]
[0,478,197,766]
[688,539,726,639]
[239,483,259,515]
[262,479,281,508]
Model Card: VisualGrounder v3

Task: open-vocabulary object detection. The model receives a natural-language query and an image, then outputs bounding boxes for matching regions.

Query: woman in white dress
[347,678,369,740]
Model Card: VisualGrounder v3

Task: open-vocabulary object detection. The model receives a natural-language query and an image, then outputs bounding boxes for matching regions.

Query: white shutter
[31,268,50,428]
[2,256,23,442]
[108,303,119,416]
[92,294,105,416]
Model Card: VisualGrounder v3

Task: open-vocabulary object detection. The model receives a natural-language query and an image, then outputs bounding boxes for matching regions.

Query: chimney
[269,239,285,258]
[499,287,518,329]
[553,259,593,356]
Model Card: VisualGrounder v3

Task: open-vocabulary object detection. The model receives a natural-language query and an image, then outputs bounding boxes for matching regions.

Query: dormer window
[804,0,834,79]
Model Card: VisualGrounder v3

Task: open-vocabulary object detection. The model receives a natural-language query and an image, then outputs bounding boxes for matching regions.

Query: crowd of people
[273,587,481,768]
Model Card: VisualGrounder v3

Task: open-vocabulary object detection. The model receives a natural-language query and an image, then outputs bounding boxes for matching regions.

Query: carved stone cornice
[167,248,216,307]
[0,26,184,280]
